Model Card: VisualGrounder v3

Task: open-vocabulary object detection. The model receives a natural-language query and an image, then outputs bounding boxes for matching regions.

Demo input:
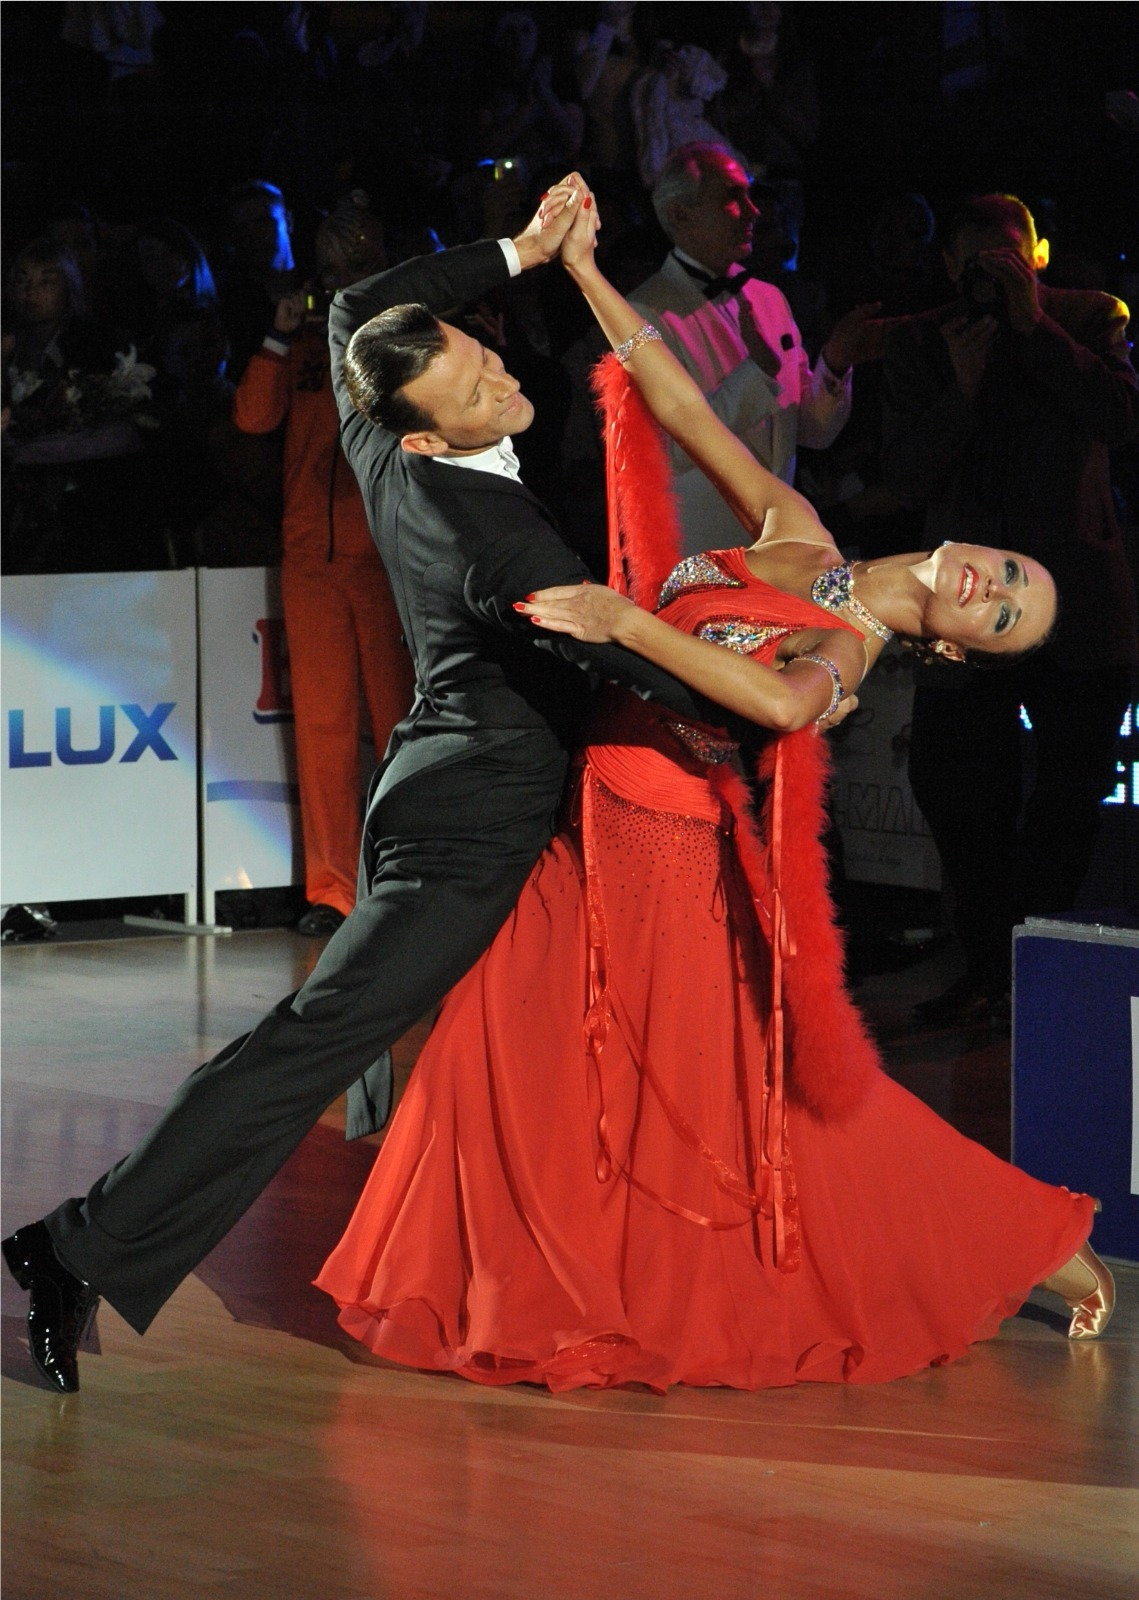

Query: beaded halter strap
[810,563,894,643]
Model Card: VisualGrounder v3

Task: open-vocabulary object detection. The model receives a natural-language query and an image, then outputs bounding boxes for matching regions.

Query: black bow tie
[673,255,752,300]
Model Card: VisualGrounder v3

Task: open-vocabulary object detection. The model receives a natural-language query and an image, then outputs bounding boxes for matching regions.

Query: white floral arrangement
[7,346,159,456]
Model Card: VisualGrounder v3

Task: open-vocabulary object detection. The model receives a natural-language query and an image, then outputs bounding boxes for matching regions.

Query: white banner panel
[830,644,941,890]
[199,567,301,894]
[1,570,198,904]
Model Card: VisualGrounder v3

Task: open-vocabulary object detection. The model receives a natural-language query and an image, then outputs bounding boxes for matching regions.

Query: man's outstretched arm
[329,180,586,429]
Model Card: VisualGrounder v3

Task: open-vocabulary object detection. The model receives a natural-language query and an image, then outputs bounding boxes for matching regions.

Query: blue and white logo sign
[1,571,198,904]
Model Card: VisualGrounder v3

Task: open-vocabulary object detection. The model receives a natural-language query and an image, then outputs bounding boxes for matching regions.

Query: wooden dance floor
[2,930,1136,1600]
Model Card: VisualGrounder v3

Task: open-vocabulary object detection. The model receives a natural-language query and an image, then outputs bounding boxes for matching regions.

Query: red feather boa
[593,352,879,1120]
[591,353,683,606]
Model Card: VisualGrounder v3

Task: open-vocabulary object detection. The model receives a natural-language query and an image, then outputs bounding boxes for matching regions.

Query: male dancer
[4,179,715,1392]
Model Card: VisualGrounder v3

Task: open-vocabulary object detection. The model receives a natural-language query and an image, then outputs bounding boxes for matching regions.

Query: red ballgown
[316,549,1091,1392]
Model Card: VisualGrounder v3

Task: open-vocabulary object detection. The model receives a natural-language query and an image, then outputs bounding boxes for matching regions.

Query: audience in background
[4,235,153,572]
[630,40,730,189]
[217,179,299,378]
[712,1,819,232]
[801,192,943,549]
[473,7,584,184]
[5,3,1132,580]
[629,142,875,553]
[1,3,1135,949]
[232,192,413,937]
[570,2,644,197]
[882,194,1139,1022]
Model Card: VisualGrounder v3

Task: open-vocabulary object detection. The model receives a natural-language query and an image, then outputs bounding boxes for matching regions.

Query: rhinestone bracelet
[614,323,662,365]
[798,652,845,723]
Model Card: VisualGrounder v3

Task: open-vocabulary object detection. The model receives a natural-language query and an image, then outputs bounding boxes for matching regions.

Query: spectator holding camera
[233,193,414,937]
[882,194,1139,1022]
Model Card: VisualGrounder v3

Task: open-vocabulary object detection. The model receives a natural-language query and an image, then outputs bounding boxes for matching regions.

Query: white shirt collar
[434,436,521,481]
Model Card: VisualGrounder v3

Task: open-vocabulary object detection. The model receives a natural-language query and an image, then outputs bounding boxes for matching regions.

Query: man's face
[673,155,758,275]
[399,322,534,454]
[944,221,1035,304]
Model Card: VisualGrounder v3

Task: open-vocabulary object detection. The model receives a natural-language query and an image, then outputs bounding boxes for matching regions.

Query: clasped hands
[513,172,599,271]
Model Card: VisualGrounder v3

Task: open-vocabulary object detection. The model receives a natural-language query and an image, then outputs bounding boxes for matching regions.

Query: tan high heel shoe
[1042,1243,1115,1339]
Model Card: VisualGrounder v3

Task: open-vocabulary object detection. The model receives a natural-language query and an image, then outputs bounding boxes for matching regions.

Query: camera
[958,258,1006,321]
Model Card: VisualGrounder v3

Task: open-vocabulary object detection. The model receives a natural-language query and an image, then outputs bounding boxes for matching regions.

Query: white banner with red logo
[198,567,301,904]
[1,570,199,904]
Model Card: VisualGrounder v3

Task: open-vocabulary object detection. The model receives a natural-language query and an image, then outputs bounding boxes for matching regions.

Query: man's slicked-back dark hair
[343,302,447,435]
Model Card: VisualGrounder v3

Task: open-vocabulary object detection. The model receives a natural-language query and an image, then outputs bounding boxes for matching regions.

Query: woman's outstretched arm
[556,192,830,546]
[514,583,864,733]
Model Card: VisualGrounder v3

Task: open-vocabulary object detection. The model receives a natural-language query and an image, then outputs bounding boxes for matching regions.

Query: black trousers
[908,658,1131,988]
[46,743,567,1333]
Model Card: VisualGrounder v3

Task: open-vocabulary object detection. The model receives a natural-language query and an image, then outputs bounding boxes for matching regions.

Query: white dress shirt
[434,436,522,481]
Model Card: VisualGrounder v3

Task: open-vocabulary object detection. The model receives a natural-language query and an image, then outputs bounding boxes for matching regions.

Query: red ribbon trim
[580,764,802,1262]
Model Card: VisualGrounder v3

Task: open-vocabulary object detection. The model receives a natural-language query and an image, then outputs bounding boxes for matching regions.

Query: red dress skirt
[315,565,1091,1392]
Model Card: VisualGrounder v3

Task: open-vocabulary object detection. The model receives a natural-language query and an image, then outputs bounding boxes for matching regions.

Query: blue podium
[1012,919,1139,1263]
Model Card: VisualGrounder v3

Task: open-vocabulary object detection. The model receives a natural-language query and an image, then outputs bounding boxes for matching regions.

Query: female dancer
[315,195,1111,1393]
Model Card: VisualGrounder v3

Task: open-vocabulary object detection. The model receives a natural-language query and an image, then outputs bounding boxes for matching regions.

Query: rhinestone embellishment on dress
[656,554,745,611]
[663,721,739,765]
[696,618,793,656]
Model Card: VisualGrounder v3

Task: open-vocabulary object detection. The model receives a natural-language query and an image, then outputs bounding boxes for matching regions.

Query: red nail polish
[540,192,549,200]
[525,593,536,602]
[584,197,592,210]
[513,602,526,611]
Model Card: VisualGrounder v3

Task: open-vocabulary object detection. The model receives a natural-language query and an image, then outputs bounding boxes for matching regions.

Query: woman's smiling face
[916,542,1056,657]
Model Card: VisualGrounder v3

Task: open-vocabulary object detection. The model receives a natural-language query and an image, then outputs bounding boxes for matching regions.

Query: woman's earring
[930,638,966,663]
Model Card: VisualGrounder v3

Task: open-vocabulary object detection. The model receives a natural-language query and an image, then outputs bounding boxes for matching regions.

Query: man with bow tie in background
[631,141,878,551]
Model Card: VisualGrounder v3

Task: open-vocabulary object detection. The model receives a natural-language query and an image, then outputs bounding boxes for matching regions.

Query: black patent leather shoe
[296,903,346,937]
[2,1222,99,1393]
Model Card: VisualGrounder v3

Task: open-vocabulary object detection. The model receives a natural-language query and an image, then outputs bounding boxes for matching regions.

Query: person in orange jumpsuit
[233,195,414,935]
